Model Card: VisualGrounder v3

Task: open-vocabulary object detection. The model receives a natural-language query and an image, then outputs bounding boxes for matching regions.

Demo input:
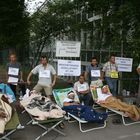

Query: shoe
[19,95,23,100]
[59,122,65,129]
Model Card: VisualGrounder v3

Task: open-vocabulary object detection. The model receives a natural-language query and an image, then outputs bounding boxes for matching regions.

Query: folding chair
[20,94,66,140]
[90,85,140,126]
[53,87,107,133]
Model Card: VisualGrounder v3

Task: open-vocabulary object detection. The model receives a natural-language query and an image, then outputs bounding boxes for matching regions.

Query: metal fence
[0,48,139,96]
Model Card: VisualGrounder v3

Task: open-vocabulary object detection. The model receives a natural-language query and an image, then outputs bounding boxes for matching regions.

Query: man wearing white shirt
[97,86,140,121]
[27,56,57,98]
[74,75,91,106]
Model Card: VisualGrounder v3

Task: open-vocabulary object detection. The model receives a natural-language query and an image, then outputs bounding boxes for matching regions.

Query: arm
[84,71,88,81]
[63,101,79,106]
[79,89,89,94]
[51,74,57,87]
[20,71,23,81]
[27,71,33,85]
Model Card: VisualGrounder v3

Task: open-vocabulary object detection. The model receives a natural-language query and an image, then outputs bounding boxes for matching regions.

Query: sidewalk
[10,111,140,140]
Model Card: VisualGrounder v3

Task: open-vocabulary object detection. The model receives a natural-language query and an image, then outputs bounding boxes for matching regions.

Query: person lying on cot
[63,91,107,123]
[96,85,140,121]
[20,90,65,120]
[0,94,12,134]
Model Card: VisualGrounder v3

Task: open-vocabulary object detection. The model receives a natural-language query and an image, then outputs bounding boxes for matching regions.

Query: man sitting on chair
[97,85,140,121]
[74,74,91,106]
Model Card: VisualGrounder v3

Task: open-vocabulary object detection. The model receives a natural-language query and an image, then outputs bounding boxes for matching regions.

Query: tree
[0,0,30,62]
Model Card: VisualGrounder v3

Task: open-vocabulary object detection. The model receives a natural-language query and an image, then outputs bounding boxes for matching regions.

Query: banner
[57,60,81,76]
[56,41,81,57]
[115,57,133,72]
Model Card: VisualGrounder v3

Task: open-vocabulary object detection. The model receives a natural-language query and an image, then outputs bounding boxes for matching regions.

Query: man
[97,86,140,121]
[63,91,107,122]
[102,55,118,96]
[27,56,57,98]
[74,75,91,106]
[84,57,103,87]
[6,53,23,94]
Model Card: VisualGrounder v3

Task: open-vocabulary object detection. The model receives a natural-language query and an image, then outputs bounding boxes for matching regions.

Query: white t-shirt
[31,64,56,86]
[96,88,111,102]
[74,81,89,93]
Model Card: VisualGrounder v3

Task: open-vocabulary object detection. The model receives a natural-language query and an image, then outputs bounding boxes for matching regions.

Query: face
[91,59,97,66]
[102,86,109,94]
[68,92,75,99]
[79,76,85,84]
[10,54,17,63]
[41,58,47,65]
[110,56,115,64]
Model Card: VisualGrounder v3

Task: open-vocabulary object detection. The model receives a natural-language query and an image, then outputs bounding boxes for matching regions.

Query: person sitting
[0,94,12,134]
[63,91,107,123]
[74,74,92,106]
[97,85,140,121]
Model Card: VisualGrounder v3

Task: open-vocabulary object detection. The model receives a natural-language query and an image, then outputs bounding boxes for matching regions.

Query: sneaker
[19,95,23,100]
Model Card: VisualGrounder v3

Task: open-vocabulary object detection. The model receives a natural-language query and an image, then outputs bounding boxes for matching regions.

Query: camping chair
[0,107,24,140]
[20,94,66,140]
[90,85,140,126]
[52,87,107,133]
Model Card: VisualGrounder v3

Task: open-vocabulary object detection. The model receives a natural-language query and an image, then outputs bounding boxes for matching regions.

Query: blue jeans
[105,77,117,96]
[78,93,91,106]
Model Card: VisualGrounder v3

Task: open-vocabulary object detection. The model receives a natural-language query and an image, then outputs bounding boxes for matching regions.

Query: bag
[110,71,118,78]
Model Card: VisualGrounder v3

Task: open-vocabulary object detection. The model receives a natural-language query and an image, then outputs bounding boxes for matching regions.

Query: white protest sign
[56,41,81,57]
[115,57,133,72]
[8,67,19,76]
[58,60,81,76]
[77,84,87,92]
[8,77,18,85]
[91,70,101,77]
[39,70,51,78]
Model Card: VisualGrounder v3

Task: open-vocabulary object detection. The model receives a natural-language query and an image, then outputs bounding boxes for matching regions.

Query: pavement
[8,108,140,140]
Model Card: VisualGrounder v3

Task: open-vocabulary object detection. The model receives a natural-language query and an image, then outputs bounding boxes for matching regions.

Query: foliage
[0,0,30,62]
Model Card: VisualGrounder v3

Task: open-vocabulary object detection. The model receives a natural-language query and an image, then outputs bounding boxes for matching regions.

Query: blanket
[63,105,107,123]
[20,94,65,120]
[0,94,12,134]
